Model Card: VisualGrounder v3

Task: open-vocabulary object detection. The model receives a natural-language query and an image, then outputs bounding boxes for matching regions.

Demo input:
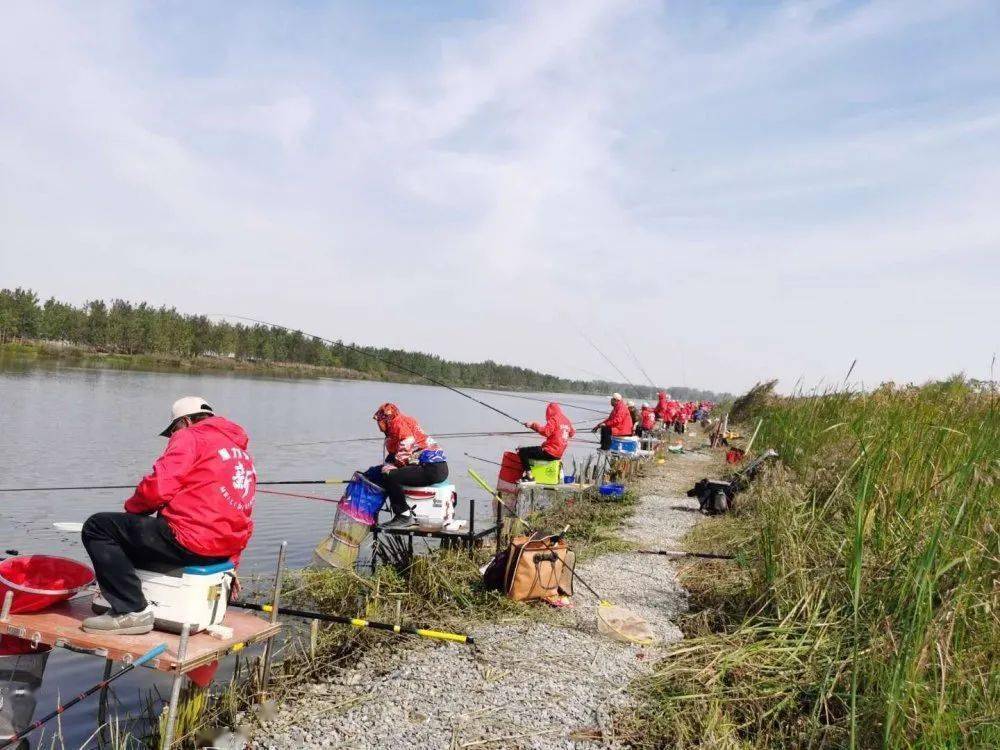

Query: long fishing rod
[212,315,525,426]
[0,480,352,493]
[621,335,658,391]
[230,601,473,645]
[471,390,607,414]
[279,429,534,448]
[578,330,643,398]
[0,643,168,750]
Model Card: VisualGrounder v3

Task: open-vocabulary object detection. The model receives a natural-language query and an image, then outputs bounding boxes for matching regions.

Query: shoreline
[251,435,722,749]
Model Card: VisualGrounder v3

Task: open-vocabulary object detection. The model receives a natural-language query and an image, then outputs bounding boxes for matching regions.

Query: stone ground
[252,434,723,750]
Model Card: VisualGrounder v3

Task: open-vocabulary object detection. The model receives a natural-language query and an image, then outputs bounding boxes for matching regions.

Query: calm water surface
[0,359,609,747]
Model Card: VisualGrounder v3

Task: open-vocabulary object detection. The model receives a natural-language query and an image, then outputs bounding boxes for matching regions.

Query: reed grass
[619,377,999,749]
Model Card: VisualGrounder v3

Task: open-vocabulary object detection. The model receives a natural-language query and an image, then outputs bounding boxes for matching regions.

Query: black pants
[376,462,449,515]
[81,512,228,614]
[635,425,645,438]
[517,446,558,475]
[599,426,613,450]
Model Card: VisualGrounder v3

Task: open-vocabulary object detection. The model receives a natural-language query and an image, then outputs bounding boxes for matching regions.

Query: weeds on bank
[619,377,999,749]
[525,489,639,560]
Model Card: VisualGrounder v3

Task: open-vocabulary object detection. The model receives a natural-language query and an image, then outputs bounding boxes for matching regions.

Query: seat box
[402,482,457,528]
[609,436,640,453]
[93,561,233,634]
[527,459,562,485]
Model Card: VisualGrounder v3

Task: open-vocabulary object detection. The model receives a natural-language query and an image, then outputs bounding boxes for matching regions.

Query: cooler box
[93,561,234,634]
[609,436,640,454]
[402,482,457,528]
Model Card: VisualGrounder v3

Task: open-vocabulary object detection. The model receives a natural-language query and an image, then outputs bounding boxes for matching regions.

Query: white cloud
[0,0,998,393]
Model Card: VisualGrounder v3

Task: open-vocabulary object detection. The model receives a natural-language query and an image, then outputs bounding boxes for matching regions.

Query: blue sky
[1,0,997,394]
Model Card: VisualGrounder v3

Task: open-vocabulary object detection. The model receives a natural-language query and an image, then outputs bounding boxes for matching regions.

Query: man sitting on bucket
[80,397,256,636]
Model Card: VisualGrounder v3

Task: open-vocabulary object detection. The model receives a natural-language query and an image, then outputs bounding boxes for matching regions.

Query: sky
[1,0,998,395]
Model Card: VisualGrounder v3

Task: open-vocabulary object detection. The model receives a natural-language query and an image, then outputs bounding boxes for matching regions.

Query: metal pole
[260,541,287,694]
[162,623,190,749]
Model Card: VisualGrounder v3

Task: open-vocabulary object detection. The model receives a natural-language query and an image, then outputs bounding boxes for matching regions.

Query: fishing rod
[471,390,607,414]
[636,549,735,560]
[0,479,353,493]
[578,330,644,399]
[621,335,658,391]
[230,601,474,645]
[211,315,525,427]
[0,643,168,750]
[278,429,534,448]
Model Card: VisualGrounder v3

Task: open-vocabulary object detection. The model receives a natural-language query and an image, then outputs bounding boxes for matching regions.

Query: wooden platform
[0,596,280,673]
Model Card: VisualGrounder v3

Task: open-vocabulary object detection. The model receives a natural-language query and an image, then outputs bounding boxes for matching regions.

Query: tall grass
[620,377,998,748]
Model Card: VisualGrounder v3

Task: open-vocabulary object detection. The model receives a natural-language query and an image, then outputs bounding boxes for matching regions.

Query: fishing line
[210,314,525,426]
[621,334,658,391]
[578,329,643,398]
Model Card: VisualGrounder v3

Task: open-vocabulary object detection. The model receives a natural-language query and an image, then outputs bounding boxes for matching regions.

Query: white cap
[611,392,622,401]
[628,400,636,406]
[160,396,214,436]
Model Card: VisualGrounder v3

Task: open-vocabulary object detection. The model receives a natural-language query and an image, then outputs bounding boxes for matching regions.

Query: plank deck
[0,596,280,673]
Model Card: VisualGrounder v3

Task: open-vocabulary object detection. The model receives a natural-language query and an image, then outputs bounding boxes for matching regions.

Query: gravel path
[253,446,720,750]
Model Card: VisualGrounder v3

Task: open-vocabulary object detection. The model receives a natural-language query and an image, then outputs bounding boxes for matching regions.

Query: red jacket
[382,411,439,467]
[601,400,634,436]
[640,406,656,430]
[654,392,670,421]
[527,403,575,458]
[125,417,255,564]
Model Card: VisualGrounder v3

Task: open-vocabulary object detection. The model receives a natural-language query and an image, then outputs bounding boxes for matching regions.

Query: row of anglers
[68,392,711,638]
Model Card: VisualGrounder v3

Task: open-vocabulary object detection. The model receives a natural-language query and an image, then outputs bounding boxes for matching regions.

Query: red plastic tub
[0,555,95,614]
[498,451,523,484]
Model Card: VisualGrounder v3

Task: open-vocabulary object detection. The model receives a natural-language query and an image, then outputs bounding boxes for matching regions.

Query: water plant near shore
[619,378,998,748]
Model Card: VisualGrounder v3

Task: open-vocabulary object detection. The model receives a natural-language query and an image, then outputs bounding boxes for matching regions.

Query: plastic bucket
[0,556,94,613]
[498,451,523,485]
[599,483,625,498]
[563,475,575,484]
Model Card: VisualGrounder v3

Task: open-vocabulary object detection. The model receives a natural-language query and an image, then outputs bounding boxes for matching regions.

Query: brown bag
[503,532,575,602]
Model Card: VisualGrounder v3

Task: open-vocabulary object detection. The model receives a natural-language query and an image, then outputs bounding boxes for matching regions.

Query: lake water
[0,358,611,747]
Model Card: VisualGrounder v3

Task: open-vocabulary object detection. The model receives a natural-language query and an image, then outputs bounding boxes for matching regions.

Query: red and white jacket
[125,416,256,565]
[527,403,575,458]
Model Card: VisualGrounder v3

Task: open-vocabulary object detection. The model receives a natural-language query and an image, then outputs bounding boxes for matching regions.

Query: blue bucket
[563,475,575,484]
[599,483,625,498]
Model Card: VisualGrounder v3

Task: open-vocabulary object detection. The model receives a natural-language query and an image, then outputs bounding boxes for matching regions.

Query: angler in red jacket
[370,403,448,529]
[636,404,656,437]
[654,391,671,422]
[81,397,256,636]
[518,403,575,479]
[592,393,633,450]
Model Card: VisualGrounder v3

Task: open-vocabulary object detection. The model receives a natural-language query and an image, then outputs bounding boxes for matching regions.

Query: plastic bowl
[0,555,95,613]
[599,483,625,498]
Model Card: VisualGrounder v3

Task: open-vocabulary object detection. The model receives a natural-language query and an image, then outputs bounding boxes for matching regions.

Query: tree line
[0,288,728,402]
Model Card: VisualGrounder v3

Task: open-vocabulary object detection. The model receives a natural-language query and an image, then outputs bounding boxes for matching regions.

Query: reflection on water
[0,358,609,746]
